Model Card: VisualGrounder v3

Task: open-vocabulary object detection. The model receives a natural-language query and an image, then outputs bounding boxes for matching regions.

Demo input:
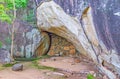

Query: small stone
[73,57,81,63]
[41,59,46,62]
[46,72,51,76]
[103,75,108,79]
[53,72,65,76]
[71,72,74,75]
[54,53,61,56]
[12,64,23,71]
[59,52,63,56]
[51,57,56,61]
[89,71,95,74]
[93,73,96,77]
[64,74,69,78]
[89,71,96,77]
[98,73,103,78]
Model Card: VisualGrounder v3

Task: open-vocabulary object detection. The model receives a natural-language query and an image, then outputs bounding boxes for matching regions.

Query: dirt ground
[0,56,103,79]
[40,56,103,79]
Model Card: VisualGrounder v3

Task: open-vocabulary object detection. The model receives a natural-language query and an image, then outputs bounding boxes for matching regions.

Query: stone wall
[48,33,77,56]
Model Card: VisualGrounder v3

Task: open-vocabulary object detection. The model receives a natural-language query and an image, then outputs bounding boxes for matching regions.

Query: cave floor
[0,56,104,79]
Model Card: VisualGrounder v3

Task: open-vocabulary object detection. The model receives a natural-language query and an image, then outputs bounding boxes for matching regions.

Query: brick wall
[48,33,79,56]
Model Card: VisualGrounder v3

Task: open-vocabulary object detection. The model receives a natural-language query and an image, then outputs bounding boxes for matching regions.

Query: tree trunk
[10,0,16,61]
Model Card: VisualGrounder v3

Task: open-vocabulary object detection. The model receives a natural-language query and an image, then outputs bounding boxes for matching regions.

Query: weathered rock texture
[48,33,77,56]
[37,1,97,59]
[89,0,120,53]
[35,32,50,56]
[0,20,41,58]
[0,0,38,58]
[37,1,120,79]
[0,48,10,64]
[35,0,88,18]
[0,0,45,59]
[14,20,41,58]
[12,64,23,71]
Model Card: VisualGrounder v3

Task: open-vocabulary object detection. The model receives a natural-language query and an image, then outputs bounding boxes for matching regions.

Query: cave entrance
[47,33,79,57]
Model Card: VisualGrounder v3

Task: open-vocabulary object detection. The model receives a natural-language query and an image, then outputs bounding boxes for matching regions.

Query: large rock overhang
[37,1,90,56]
[37,1,120,79]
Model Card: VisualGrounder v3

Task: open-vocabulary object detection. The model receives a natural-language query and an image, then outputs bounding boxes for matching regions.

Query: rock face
[13,20,41,58]
[89,0,120,53]
[0,48,10,64]
[0,22,11,50]
[35,32,50,56]
[35,0,88,18]
[0,20,41,58]
[0,0,43,58]
[37,1,120,79]
[12,64,23,71]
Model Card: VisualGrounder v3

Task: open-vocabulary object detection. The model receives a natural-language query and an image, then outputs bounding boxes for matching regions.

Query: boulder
[35,32,50,56]
[0,48,10,64]
[37,1,120,78]
[37,1,99,62]
[12,64,23,71]
[37,1,87,56]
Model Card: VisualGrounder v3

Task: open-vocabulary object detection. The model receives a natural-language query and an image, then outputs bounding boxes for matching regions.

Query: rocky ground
[0,56,105,79]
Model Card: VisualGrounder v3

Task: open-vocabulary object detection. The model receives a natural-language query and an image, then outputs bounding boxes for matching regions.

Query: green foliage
[2,61,18,67]
[0,65,5,70]
[15,55,56,71]
[5,0,27,9]
[15,0,27,8]
[87,74,95,79]
[2,63,14,67]
[5,37,11,45]
[15,57,39,61]
[23,9,36,27]
[0,41,3,48]
[0,0,28,23]
[32,60,56,71]
[0,4,12,23]
[15,55,51,61]
[0,13,12,23]
[0,67,4,70]
[27,10,35,22]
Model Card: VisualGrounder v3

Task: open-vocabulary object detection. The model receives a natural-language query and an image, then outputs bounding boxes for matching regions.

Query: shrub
[87,74,95,79]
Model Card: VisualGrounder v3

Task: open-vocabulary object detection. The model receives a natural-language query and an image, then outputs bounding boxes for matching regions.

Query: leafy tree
[0,0,27,60]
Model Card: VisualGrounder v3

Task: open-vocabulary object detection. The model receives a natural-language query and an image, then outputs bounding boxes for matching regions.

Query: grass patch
[15,55,51,61]
[15,58,38,61]
[32,60,56,71]
[2,61,18,67]
[0,65,4,70]
[2,63,14,67]
[87,74,95,79]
